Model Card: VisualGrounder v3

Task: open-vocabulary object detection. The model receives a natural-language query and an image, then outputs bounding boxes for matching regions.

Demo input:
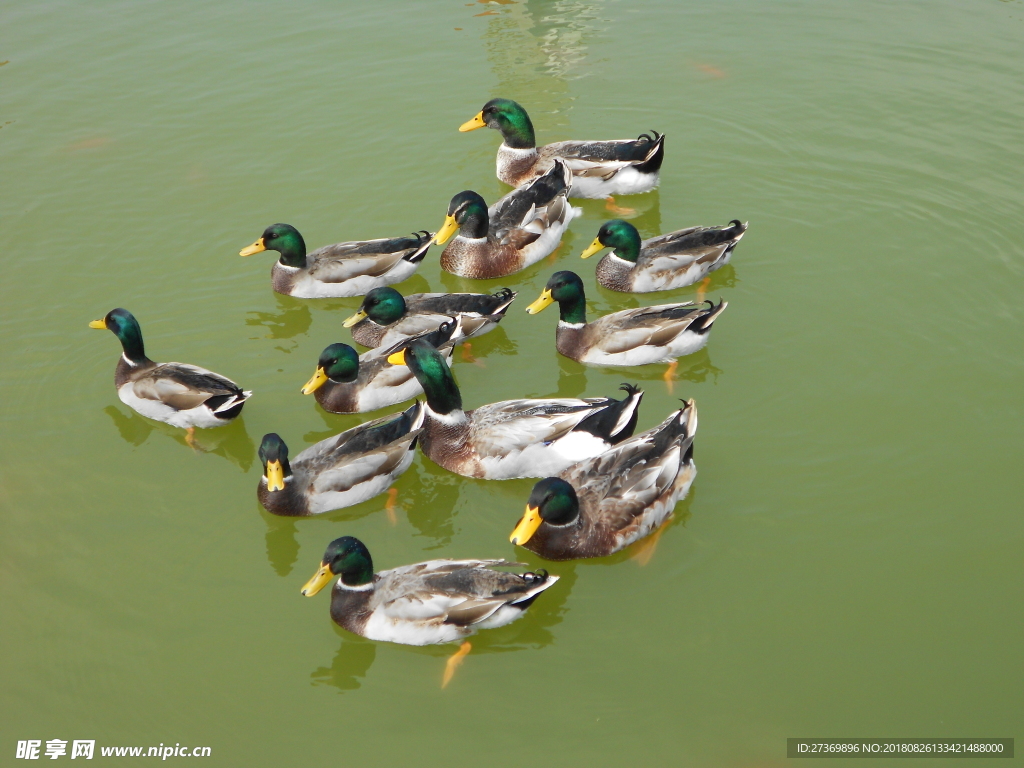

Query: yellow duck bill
[88,319,107,329]
[265,459,285,492]
[510,505,543,546]
[525,289,554,314]
[342,310,368,328]
[433,215,459,245]
[301,367,329,395]
[459,112,486,132]
[386,349,407,366]
[239,237,266,257]
[580,238,606,259]
[301,563,334,596]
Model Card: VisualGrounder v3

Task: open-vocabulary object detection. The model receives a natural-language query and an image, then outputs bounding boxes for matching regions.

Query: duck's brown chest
[595,255,635,292]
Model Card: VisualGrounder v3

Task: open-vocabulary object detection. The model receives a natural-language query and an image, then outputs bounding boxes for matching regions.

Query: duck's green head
[301,536,374,595]
[301,343,359,394]
[240,223,306,268]
[510,477,580,545]
[343,287,407,328]
[435,190,489,244]
[258,433,292,493]
[387,339,463,415]
[89,307,149,364]
[459,98,536,150]
[581,220,641,263]
[525,271,587,324]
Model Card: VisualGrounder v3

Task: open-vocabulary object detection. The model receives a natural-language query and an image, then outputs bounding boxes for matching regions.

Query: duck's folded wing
[467,398,604,458]
[296,405,423,466]
[307,234,430,282]
[373,560,536,625]
[636,243,730,272]
[306,449,405,496]
[579,443,684,532]
[490,161,571,243]
[132,363,240,409]
[586,305,704,355]
[641,226,704,250]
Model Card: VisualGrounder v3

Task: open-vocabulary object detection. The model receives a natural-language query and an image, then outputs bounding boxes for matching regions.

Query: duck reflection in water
[261,507,300,576]
[245,295,312,342]
[311,632,377,693]
[104,405,255,470]
[402,462,461,548]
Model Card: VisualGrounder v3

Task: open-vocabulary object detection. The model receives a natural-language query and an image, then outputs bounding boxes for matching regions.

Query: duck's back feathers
[532,132,664,197]
[262,403,424,516]
[572,403,696,533]
[569,300,727,366]
[541,131,664,168]
[527,402,698,560]
[406,288,517,328]
[117,360,251,428]
[466,398,610,457]
[489,159,573,239]
[277,231,433,298]
[353,289,516,348]
[307,232,433,281]
[442,162,576,279]
[350,560,556,643]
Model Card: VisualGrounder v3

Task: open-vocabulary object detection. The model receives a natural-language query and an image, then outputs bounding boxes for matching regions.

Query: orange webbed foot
[442,641,472,688]
[696,276,711,304]
[385,487,398,526]
[663,361,678,394]
[604,196,637,216]
[631,515,673,566]
[184,427,205,453]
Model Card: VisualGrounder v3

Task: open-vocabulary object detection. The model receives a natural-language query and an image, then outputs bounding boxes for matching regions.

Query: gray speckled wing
[307,243,407,283]
[466,398,602,458]
[132,363,240,409]
[369,559,524,624]
[586,304,704,355]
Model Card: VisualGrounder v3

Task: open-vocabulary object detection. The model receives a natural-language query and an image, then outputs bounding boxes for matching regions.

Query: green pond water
[2,1,1022,765]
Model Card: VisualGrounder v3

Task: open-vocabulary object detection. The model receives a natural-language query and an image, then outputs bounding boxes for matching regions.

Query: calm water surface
[2,1,1022,765]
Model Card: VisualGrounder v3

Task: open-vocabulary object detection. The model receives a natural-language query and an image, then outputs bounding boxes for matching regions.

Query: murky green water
[2,1,1022,765]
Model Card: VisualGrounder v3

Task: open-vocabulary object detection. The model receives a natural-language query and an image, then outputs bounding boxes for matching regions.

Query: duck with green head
[342,285,516,348]
[459,98,665,198]
[581,219,748,293]
[526,270,728,369]
[89,308,251,443]
[301,535,558,684]
[432,160,577,279]
[510,400,698,560]
[257,401,424,516]
[301,317,464,414]
[239,223,434,298]
[385,340,643,480]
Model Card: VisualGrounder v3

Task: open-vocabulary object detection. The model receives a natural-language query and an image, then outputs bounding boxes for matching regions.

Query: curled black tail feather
[634,132,665,174]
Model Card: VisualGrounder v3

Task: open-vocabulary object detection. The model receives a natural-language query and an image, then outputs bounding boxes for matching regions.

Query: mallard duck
[257,402,424,516]
[581,219,748,293]
[459,98,664,198]
[301,317,464,414]
[433,160,577,279]
[343,286,516,348]
[239,223,433,298]
[301,536,557,644]
[386,340,643,480]
[526,271,727,371]
[301,535,558,684]
[89,308,251,444]
[510,401,698,559]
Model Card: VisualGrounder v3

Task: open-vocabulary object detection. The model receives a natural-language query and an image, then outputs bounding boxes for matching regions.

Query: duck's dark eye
[266,233,277,240]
